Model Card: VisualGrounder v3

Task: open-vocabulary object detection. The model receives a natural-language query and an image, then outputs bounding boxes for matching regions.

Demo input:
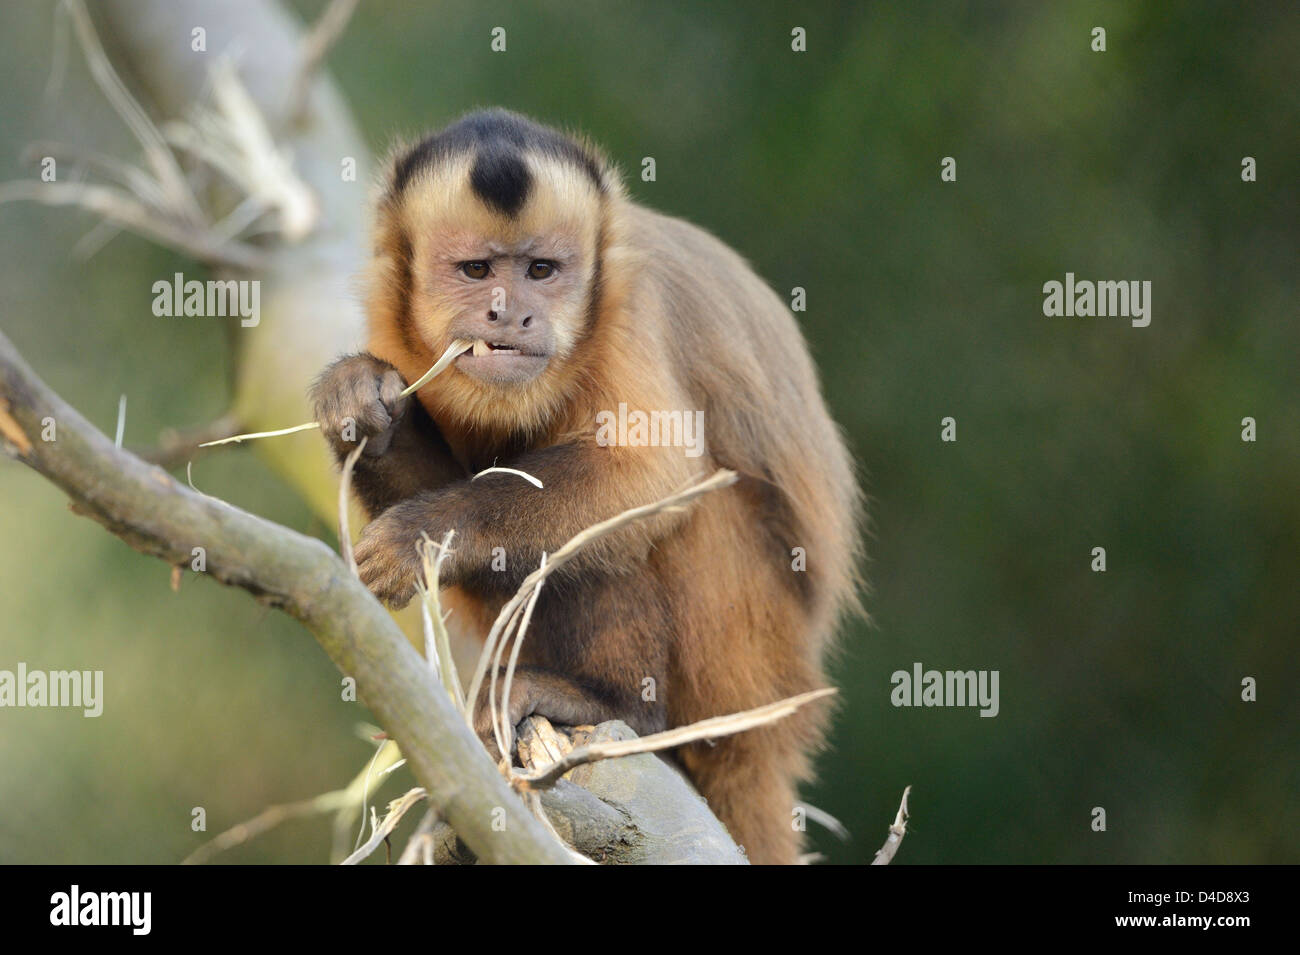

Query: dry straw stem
[197,420,320,448]
[486,600,528,763]
[493,554,548,758]
[61,0,200,224]
[136,412,245,467]
[515,687,836,788]
[472,466,544,488]
[799,802,850,841]
[162,56,319,243]
[183,789,356,865]
[114,394,126,448]
[871,785,913,865]
[0,1,272,270]
[464,468,741,722]
[338,435,368,575]
[340,786,428,865]
[398,339,473,395]
[182,736,404,865]
[416,531,465,712]
[198,340,473,448]
[0,180,261,271]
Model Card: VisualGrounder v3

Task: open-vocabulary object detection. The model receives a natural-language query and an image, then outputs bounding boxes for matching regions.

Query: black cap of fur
[391,109,607,217]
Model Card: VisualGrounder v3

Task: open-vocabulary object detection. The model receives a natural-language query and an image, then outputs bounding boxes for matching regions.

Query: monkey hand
[311,353,410,459]
[352,496,437,607]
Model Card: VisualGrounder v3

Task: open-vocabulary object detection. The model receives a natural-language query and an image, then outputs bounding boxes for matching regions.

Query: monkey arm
[345,399,467,516]
[353,437,701,607]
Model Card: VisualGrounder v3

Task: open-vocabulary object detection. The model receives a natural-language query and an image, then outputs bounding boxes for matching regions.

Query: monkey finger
[348,377,393,435]
[370,573,416,608]
[376,369,411,422]
[355,529,420,607]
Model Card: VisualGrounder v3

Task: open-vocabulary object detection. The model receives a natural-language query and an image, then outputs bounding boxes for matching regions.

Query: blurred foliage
[0,0,1295,864]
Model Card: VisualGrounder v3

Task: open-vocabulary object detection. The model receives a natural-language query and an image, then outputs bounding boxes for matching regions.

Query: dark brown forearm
[433,440,695,590]
[347,400,466,517]
[352,437,702,606]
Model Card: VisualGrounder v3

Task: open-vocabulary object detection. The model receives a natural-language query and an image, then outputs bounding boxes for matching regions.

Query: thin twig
[288,0,361,124]
[329,737,399,863]
[871,785,912,865]
[198,421,319,448]
[799,802,850,841]
[0,180,262,270]
[496,555,547,758]
[21,140,168,207]
[416,530,464,712]
[347,730,390,854]
[398,339,472,397]
[164,57,319,242]
[340,787,427,865]
[487,600,527,760]
[516,688,836,788]
[338,435,368,575]
[181,734,404,865]
[199,340,473,448]
[182,790,356,865]
[63,0,202,224]
[134,413,245,468]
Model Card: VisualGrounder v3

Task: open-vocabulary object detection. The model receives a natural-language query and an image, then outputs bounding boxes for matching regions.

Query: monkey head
[367,110,621,432]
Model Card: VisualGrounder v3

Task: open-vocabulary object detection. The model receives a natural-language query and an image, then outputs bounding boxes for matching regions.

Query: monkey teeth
[470,340,521,357]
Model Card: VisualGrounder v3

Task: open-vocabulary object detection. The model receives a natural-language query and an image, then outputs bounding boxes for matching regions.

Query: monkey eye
[460,261,490,280]
[526,260,556,280]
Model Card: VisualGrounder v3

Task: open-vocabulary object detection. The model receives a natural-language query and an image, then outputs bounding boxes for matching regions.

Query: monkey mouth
[455,339,550,384]
[471,340,525,357]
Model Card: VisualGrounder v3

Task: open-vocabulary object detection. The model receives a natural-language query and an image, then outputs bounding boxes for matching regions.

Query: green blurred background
[1,0,1296,864]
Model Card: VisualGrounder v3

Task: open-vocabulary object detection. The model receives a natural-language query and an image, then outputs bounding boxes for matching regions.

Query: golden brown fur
[312,109,862,864]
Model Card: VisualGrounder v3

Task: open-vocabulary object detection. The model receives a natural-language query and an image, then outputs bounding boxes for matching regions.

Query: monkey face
[394,153,605,389]
[420,230,586,386]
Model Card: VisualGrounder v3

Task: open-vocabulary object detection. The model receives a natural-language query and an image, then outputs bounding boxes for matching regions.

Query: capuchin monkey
[312,109,862,865]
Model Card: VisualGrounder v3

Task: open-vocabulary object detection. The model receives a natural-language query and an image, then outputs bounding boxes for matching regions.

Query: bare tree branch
[133,412,246,468]
[0,328,574,866]
[288,0,361,124]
